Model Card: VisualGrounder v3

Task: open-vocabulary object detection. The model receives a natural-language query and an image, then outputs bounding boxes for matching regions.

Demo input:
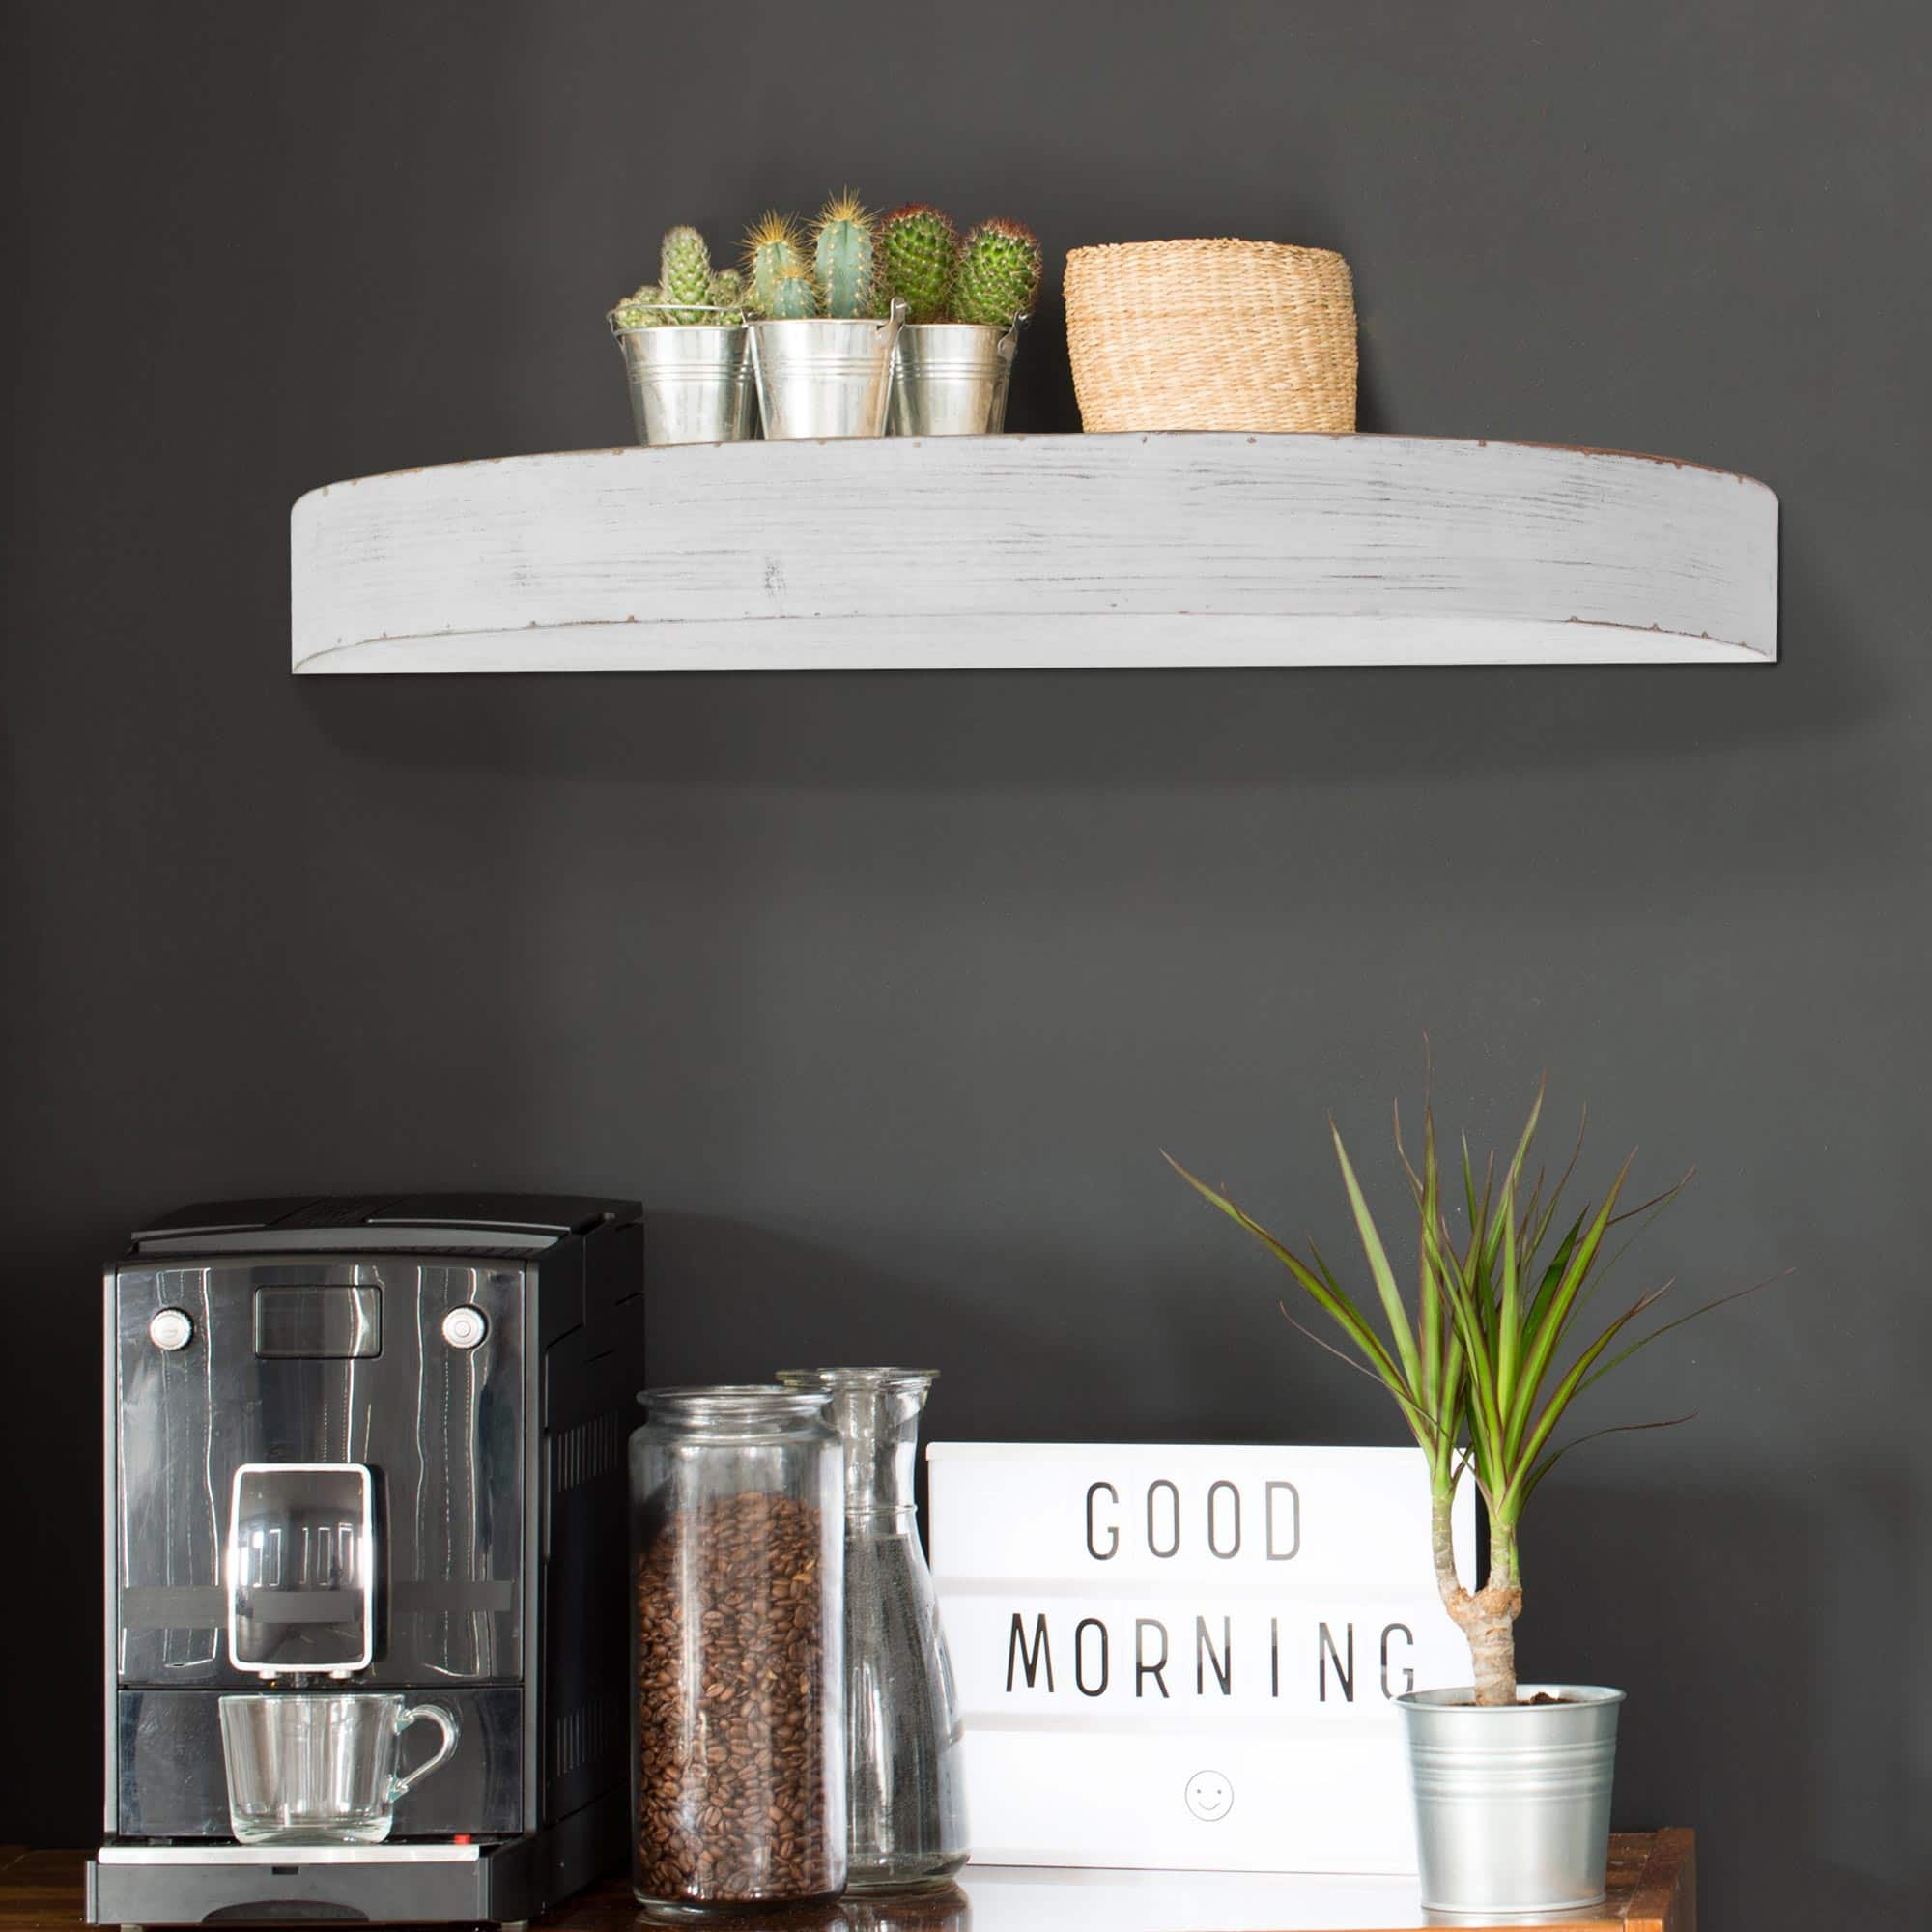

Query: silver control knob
[441,1305,488,1350]
[149,1307,194,1352]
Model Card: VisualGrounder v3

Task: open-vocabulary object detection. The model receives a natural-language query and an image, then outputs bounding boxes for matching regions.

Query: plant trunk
[1463,1598,1519,1706]
[1431,1489,1521,1706]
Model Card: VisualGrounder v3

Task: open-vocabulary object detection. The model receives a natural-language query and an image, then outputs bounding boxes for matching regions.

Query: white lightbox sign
[926,1443,1477,1874]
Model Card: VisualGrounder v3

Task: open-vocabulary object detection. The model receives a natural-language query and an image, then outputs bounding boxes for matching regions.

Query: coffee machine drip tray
[97,1845,484,1864]
[87,1833,592,1929]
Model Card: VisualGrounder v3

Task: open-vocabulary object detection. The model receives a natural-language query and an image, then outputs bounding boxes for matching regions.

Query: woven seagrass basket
[1064,239,1357,433]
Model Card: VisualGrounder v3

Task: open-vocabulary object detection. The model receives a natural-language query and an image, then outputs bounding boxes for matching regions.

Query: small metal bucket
[1397,1685,1624,1918]
[610,312,755,447]
[889,316,1023,436]
[750,302,906,440]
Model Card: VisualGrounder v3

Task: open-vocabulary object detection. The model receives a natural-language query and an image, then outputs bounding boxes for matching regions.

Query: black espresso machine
[86,1195,644,1927]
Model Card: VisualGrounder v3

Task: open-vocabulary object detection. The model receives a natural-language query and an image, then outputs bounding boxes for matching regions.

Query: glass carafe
[779,1368,969,1892]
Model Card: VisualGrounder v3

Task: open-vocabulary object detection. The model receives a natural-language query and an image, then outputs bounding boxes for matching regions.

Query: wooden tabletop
[1,1833,1693,1932]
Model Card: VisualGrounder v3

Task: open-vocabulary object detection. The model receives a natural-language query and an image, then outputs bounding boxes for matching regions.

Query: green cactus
[706,268,747,325]
[766,269,818,320]
[611,284,666,329]
[611,229,747,327]
[811,189,877,319]
[952,217,1042,328]
[744,212,808,314]
[659,225,714,322]
[880,204,959,324]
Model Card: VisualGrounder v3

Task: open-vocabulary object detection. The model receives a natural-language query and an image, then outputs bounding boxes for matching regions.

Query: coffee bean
[635,1490,838,1907]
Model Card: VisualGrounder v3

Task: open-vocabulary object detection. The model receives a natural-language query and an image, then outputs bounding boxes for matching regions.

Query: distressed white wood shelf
[290,434,1777,674]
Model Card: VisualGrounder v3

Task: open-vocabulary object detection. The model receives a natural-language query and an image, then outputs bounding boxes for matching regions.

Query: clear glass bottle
[629,1386,847,1917]
[843,1884,970,1932]
[779,1368,969,1892]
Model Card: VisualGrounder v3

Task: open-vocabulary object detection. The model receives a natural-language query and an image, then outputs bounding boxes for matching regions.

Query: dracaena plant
[1168,1078,1765,1706]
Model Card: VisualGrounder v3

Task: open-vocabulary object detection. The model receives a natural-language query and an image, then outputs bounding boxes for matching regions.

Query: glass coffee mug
[218,1692,460,1844]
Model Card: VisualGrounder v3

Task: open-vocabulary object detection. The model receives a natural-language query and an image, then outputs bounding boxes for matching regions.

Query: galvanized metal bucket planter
[610,312,756,447]
[1397,1685,1624,1918]
[888,316,1024,436]
[750,301,906,440]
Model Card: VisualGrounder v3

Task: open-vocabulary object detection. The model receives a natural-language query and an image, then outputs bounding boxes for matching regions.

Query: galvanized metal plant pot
[610,314,756,447]
[888,316,1024,436]
[1397,1685,1624,1918]
[750,301,906,440]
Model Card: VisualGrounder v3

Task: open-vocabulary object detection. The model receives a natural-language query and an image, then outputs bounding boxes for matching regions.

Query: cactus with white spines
[952,218,1042,327]
[620,199,1038,329]
[612,228,751,327]
[880,203,959,323]
[745,211,810,315]
[706,268,747,325]
[811,189,878,319]
[765,269,818,320]
[658,225,715,322]
[611,284,666,329]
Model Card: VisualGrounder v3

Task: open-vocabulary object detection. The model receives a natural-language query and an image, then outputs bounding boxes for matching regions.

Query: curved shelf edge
[291,434,1778,675]
[294,616,1770,675]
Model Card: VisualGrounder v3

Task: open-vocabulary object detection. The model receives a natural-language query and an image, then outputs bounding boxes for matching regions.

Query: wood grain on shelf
[289,435,1777,673]
[0,1833,1694,1932]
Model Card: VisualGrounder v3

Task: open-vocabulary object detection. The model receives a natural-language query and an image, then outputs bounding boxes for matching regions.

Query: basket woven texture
[1065,240,1357,433]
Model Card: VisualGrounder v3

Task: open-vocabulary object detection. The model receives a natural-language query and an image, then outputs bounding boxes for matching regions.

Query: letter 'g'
[1086,1481,1120,1560]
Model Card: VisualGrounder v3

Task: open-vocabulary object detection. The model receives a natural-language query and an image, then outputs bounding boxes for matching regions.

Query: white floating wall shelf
[290,434,1776,674]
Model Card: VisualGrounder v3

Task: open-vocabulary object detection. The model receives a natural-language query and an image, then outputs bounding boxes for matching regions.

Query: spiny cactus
[881,204,959,324]
[744,211,808,315]
[952,217,1042,328]
[659,225,714,322]
[611,228,751,327]
[706,268,747,325]
[611,284,666,329]
[765,269,818,320]
[811,189,877,320]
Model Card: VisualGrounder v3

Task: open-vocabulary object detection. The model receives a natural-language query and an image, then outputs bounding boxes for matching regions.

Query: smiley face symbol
[1184,1769,1234,1822]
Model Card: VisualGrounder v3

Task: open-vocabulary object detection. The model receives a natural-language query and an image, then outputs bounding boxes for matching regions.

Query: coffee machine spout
[226,1463,376,1680]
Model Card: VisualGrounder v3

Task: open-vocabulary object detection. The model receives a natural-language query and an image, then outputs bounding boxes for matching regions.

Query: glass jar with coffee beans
[629,1386,846,1917]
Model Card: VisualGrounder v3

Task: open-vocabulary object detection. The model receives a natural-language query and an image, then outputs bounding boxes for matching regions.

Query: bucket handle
[996,311,1028,364]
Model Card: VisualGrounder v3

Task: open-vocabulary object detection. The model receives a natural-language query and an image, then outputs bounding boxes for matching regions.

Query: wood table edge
[0,1834,1697,1932]
[1622,1827,1695,1932]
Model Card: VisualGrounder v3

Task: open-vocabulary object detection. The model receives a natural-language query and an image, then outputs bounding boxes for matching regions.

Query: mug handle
[387,1701,460,1804]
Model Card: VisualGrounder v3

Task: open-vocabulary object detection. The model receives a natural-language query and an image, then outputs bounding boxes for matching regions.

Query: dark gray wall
[6,2,1926,1922]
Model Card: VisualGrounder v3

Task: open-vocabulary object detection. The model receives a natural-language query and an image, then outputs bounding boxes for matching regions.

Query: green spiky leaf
[1167,1067,1772,1691]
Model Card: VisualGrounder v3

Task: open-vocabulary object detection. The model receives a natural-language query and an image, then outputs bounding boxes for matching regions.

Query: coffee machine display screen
[252,1285,382,1359]
[227,1463,376,1676]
